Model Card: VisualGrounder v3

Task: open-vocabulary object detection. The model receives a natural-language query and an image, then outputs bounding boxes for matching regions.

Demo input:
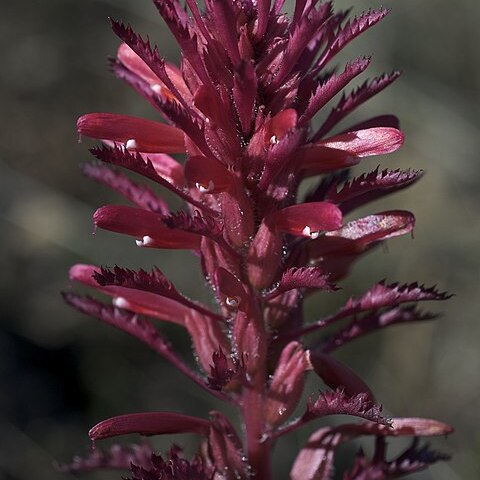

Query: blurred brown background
[0,0,478,479]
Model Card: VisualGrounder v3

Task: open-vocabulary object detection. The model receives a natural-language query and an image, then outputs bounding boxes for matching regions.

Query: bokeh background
[1,0,479,478]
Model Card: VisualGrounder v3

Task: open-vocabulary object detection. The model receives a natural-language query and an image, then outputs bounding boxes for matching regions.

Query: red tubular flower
[265,341,309,427]
[298,127,404,176]
[64,1,453,479]
[89,412,211,441]
[117,43,191,103]
[93,205,202,249]
[69,264,190,325]
[77,113,186,153]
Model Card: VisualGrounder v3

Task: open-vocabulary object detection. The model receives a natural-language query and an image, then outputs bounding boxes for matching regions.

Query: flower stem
[243,386,271,479]
[242,304,271,479]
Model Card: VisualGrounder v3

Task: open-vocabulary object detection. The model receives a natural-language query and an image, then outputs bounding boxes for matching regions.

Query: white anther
[302,225,320,239]
[225,296,241,308]
[195,180,215,193]
[135,235,155,247]
[269,135,279,145]
[113,297,129,309]
[125,138,138,150]
[151,83,163,94]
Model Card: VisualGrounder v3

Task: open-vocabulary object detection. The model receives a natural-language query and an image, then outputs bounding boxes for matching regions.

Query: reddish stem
[242,301,271,479]
[243,387,271,479]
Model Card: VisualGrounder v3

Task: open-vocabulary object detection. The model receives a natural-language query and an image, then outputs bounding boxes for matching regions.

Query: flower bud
[265,341,308,427]
[208,412,247,480]
[184,310,231,375]
[215,267,248,311]
[309,351,375,402]
[232,309,267,378]
[247,222,283,290]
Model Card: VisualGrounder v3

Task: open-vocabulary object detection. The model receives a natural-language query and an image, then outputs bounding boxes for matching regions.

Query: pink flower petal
[290,427,342,480]
[264,109,298,145]
[387,417,454,437]
[320,127,404,156]
[270,202,343,237]
[184,155,234,193]
[117,43,191,102]
[299,127,404,175]
[248,109,298,158]
[300,146,361,175]
[246,222,284,290]
[117,43,159,86]
[69,264,189,325]
[93,205,201,249]
[265,342,308,426]
[208,412,247,478]
[89,412,211,441]
[184,310,231,374]
[193,85,237,132]
[327,210,415,243]
[78,113,186,153]
[309,352,375,402]
[138,153,185,186]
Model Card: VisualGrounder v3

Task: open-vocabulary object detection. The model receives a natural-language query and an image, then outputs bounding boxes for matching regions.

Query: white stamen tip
[269,135,279,145]
[136,235,155,247]
[302,226,320,239]
[151,83,163,94]
[125,139,138,150]
[113,297,129,309]
[195,180,215,193]
[225,296,241,308]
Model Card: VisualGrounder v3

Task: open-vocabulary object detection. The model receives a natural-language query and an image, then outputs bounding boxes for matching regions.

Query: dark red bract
[62,1,453,479]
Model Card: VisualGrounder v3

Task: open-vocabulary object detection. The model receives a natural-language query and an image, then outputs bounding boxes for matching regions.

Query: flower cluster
[63,1,453,478]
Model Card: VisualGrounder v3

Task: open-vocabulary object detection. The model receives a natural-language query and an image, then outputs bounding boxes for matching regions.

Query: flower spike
[65,1,452,478]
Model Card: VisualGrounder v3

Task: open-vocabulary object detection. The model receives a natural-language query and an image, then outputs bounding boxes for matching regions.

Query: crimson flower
[62,1,453,479]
